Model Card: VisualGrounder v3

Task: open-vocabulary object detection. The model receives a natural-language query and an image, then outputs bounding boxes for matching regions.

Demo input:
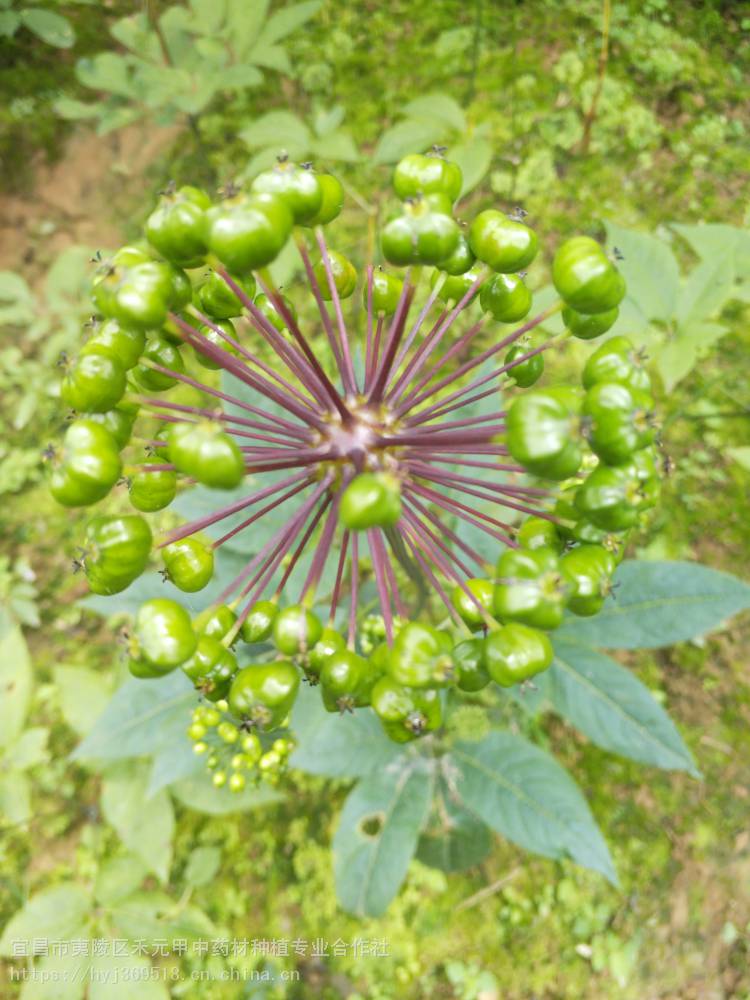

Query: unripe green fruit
[451,578,494,630]
[393,153,462,202]
[82,514,152,596]
[469,210,538,272]
[552,236,625,314]
[129,469,177,512]
[306,172,344,226]
[506,390,582,480]
[452,638,491,692]
[340,472,401,530]
[480,273,532,323]
[162,536,214,593]
[562,305,619,340]
[314,250,357,300]
[228,660,300,729]
[133,598,196,672]
[485,623,553,686]
[366,269,404,315]
[272,604,323,655]
[250,161,323,225]
[241,600,278,643]
[167,420,245,490]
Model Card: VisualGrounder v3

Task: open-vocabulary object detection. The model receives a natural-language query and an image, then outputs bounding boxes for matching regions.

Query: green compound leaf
[451,732,617,885]
[87,951,170,1000]
[290,682,403,777]
[170,772,283,814]
[72,670,195,762]
[239,109,311,150]
[53,666,113,737]
[604,221,680,326]
[255,0,320,47]
[416,776,491,873]
[0,771,31,825]
[19,8,75,47]
[101,762,175,882]
[550,642,699,775]
[0,625,32,750]
[373,118,448,165]
[0,884,91,955]
[333,761,434,916]
[402,93,466,131]
[555,560,750,649]
[18,951,89,1000]
[93,854,149,906]
[147,736,204,797]
[448,135,493,197]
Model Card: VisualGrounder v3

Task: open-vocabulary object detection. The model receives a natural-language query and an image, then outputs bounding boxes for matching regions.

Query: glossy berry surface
[469,210,538,272]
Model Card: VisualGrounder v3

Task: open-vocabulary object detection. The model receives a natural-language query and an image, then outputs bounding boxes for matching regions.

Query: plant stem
[579,0,612,155]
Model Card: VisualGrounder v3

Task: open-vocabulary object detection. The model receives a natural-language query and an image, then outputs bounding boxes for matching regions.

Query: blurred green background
[0,1,749,996]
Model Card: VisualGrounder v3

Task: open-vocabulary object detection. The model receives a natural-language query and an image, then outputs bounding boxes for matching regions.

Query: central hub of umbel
[324,402,393,470]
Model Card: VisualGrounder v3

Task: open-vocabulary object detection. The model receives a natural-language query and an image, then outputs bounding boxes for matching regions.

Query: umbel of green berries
[48,149,661,785]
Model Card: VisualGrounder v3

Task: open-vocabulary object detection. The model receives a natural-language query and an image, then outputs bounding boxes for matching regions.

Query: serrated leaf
[256,0,320,46]
[224,0,268,56]
[604,221,680,325]
[0,625,32,749]
[416,776,491,872]
[88,951,170,1000]
[728,446,750,471]
[170,772,283,814]
[671,222,742,263]
[72,671,194,762]
[0,270,32,303]
[452,733,617,884]
[187,0,228,35]
[0,11,20,37]
[0,771,31,825]
[184,845,221,887]
[240,110,311,150]
[311,130,360,163]
[290,683,402,777]
[554,560,750,649]
[108,889,215,944]
[448,136,493,197]
[95,104,142,136]
[655,320,727,391]
[373,118,449,165]
[550,642,698,774]
[147,735,204,796]
[313,104,345,136]
[109,12,155,56]
[20,951,88,1000]
[76,52,133,97]
[218,63,264,90]
[676,256,735,325]
[44,244,94,303]
[4,727,48,770]
[94,854,148,906]
[54,666,112,737]
[0,885,91,954]
[52,96,101,120]
[248,42,291,74]
[19,8,74,47]
[333,761,434,916]
[101,762,174,882]
[402,93,466,131]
